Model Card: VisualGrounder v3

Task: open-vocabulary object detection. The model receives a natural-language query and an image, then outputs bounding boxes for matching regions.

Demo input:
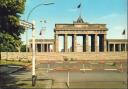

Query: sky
[20,0,127,46]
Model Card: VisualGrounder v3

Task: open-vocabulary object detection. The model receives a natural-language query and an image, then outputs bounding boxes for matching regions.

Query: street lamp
[22,2,54,86]
[20,20,36,86]
[25,2,54,60]
[27,2,54,21]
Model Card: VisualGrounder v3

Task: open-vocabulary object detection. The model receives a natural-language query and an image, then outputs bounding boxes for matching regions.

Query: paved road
[47,71,126,82]
[1,61,127,88]
[35,61,127,82]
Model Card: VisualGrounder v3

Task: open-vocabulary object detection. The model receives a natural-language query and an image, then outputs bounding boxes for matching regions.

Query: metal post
[83,64,85,73]
[18,46,21,61]
[47,63,50,73]
[67,71,70,87]
[32,20,37,86]
[26,28,28,60]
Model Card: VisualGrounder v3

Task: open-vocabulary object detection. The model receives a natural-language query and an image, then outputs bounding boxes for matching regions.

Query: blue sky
[21,0,127,44]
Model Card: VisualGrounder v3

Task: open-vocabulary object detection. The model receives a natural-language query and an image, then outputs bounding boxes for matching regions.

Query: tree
[20,44,26,52]
[0,0,26,52]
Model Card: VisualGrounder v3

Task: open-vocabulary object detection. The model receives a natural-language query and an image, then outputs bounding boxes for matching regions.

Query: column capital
[86,34,89,52]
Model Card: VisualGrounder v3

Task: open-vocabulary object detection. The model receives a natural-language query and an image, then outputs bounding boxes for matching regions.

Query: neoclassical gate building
[29,16,127,53]
[54,16,107,52]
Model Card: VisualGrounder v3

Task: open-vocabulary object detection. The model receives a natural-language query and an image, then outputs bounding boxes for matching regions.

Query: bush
[64,57,68,61]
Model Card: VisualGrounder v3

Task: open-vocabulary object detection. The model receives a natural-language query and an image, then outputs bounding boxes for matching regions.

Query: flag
[39,27,46,39]
[77,3,81,8]
[39,30,42,35]
[122,29,125,35]
[39,29,44,35]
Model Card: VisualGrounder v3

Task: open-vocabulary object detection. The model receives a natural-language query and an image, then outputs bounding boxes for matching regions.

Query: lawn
[0,59,31,66]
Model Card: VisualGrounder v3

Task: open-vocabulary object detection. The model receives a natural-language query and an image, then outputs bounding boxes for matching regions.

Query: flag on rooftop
[77,3,81,8]
[39,30,42,35]
[122,29,125,35]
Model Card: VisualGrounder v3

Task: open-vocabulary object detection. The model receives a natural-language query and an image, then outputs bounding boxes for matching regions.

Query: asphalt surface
[36,62,127,82]
[0,61,127,88]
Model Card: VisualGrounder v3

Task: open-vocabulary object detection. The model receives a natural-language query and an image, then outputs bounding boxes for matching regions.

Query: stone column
[104,34,107,52]
[95,34,98,52]
[42,44,44,52]
[86,34,89,52]
[72,34,77,52]
[55,34,59,52]
[119,44,121,52]
[64,34,68,52]
[41,44,43,52]
[47,44,49,52]
[113,44,115,52]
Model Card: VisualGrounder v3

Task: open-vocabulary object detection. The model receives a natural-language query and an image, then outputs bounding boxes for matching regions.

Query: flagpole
[40,20,46,39]
[125,29,127,39]
[77,0,82,17]
[80,0,82,17]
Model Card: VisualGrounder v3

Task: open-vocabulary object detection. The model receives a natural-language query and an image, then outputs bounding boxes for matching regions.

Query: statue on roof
[77,16,84,23]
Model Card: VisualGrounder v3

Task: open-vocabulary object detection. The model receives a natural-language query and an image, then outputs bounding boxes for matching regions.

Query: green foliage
[0,59,31,66]
[0,0,26,52]
[20,44,26,52]
[0,32,21,52]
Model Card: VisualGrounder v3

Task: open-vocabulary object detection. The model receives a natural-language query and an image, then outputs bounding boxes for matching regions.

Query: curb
[9,64,32,74]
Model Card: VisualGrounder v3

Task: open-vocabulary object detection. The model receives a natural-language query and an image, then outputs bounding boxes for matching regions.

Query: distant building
[29,16,128,53]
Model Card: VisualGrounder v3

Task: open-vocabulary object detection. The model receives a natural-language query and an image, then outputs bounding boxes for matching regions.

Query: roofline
[55,23,107,25]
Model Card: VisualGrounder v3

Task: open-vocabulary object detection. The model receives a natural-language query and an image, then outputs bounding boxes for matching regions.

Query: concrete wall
[1,52,127,61]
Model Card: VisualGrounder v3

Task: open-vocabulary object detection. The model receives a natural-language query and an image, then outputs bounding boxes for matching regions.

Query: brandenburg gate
[54,16,108,52]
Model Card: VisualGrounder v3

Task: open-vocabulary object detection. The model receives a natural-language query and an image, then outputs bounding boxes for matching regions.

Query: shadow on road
[0,72,19,89]
[0,64,29,89]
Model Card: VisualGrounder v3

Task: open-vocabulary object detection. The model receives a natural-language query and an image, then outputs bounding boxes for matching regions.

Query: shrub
[64,57,68,61]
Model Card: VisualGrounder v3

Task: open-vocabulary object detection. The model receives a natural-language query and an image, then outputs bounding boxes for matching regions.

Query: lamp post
[20,20,36,86]
[21,2,54,86]
[31,20,36,86]
[27,3,54,21]
[25,2,54,60]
